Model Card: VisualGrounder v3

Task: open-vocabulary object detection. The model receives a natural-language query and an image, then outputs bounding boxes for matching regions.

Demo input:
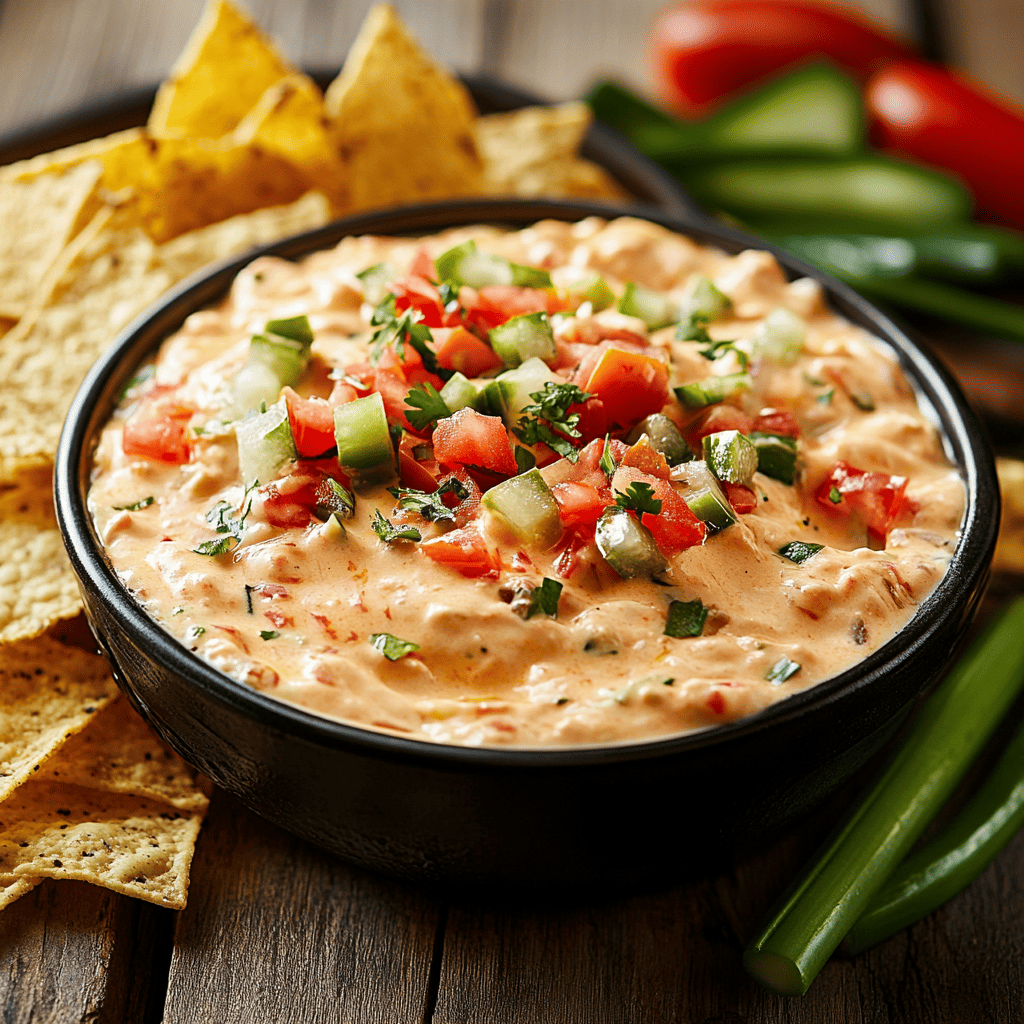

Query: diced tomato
[613,465,706,556]
[582,346,670,429]
[122,416,192,464]
[542,436,623,493]
[815,461,909,542]
[431,408,517,477]
[722,481,758,514]
[687,405,754,445]
[393,274,446,327]
[751,408,800,438]
[571,397,608,444]
[421,526,500,578]
[553,525,597,580]
[398,451,440,492]
[441,469,484,528]
[435,326,504,378]
[282,387,336,458]
[552,481,611,528]
[620,437,671,479]
[373,366,416,433]
[329,379,360,404]
[257,461,351,530]
[409,246,436,281]
[460,286,569,335]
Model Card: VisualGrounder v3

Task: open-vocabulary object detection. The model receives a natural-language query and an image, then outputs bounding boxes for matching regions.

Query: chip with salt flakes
[0,783,204,909]
[232,75,350,214]
[0,636,117,803]
[148,0,294,139]
[324,3,483,211]
[0,522,84,643]
[39,697,209,812]
[0,161,104,319]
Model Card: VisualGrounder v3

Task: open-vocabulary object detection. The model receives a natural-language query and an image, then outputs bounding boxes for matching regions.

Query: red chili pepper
[867,61,1024,231]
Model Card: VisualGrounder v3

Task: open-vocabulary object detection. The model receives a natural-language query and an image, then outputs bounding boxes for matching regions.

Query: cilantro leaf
[260,630,281,641]
[404,383,451,432]
[368,299,450,379]
[599,434,617,478]
[193,536,238,557]
[370,633,421,661]
[371,509,421,543]
[526,578,563,619]
[188,626,205,640]
[194,490,255,555]
[778,541,824,564]
[614,481,662,516]
[513,382,592,461]
[514,445,537,474]
[313,478,356,521]
[113,496,154,511]
[388,477,468,523]
[665,599,707,638]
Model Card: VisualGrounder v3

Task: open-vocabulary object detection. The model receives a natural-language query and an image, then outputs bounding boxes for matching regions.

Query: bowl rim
[55,197,999,771]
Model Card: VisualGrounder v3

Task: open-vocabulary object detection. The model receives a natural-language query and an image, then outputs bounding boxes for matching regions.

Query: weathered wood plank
[0,879,173,1024]
[161,791,443,1024]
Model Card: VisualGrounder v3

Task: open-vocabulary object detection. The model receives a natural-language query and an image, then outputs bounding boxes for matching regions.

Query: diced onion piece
[235,402,297,488]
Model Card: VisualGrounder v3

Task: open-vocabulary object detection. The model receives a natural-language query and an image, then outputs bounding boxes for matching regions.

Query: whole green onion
[744,597,1024,996]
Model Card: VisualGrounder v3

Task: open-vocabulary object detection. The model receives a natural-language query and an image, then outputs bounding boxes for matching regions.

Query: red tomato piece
[282,387,336,458]
[256,461,351,530]
[613,465,706,556]
[431,408,517,477]
[421,526,500,578]
[620,437,671,479]
[373,366,417,433]
[122,416,192,464]
[393,274,446,327]
[398,451,440,492]
[815,460,908,542]
[409,246,436,280]
[649,0,913,116]
[722,481,758,514]
[687,405,754,445]
[751,408,800,438]
[582,347,670,429]
[867,62,1024,230]
[571,397,608,445]
[435,326,504,378]
[552,481,611,528]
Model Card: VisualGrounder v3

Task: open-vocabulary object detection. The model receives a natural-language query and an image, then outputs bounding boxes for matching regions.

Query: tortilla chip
[0,204,173,474]
[0,782,203,908]
[0,636,117,803]
[0,161,105,319]
[0,129,145,186]
[0,464,55,526]
[0,875,38,910]
[156,190,330,281]
[324,4,482,210]
[0,522,84,643]
[149,0,294,139]
[232,75,350,213]
[474,102,628,201]
[995,457,1024,576]
[40,697,209,812]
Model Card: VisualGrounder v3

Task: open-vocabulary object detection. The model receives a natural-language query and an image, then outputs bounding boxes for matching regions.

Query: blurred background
[0,0,1019,138]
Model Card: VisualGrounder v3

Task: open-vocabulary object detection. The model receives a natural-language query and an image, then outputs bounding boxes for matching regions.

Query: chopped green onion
[259,630,280,641]
[370,633,421,661]
[744,598,1024,996]
[665,598,707,638]
[750,432,798,485]
[766,656,801,684]
[113,496,154,511]
[778,541,824,564]
[371,510,421,544]
[617,281,679,330]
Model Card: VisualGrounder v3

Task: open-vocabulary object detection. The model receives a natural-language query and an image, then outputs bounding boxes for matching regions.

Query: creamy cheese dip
[88,217,965,747]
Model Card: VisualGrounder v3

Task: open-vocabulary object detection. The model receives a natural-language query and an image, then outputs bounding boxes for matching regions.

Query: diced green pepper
[703,430,758,486]
[674,373,752,409]
[595,507,668,578]
[489,312,557,368]
[626,414,694,466]
[750,432,798,485]
[481,468,561,549]
[618,281,679,330]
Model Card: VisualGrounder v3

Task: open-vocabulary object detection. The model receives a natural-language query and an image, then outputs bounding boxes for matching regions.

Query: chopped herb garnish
[766,656,801,684]
[829,486,843,504]
[600,433,617,478]
[117,364,155,401]
[514,445,537,474]
[192,536,238,557]
[665,598,707,638]
[371,509,421,543]
[803,372,826,387]
[245,584,255,614]
[370,632,420,661]
[850,390,876,412]
[313,478,356,521]
[526,578,563,619]
[403,382,451,431]
[193,489,255,556]
[513,382,592,461]
[615,481,662,517]
[259,630,280,641]
[369,299,448,378]
[172,607,184,616]
[816,388,835,405]
[387,477,468,523]
[188,626,205,640]
[778,541,824,564]
[113,496,154,511]
[695,332,748,368]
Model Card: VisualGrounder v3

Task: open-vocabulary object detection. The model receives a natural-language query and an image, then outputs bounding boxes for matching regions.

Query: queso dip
[88,217,965,747]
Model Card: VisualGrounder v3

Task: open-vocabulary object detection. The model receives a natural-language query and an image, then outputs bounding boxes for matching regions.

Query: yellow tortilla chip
[995,457,1024,576]
[0,161,105,319]
[156,190,330,281]
[0,636,117,803]
[0,204,173,474]
[0,465,55,526]
[0,522,84,643]
[474,102,628,201]
[40,697,209,812]
[149,0,294,139]
[0,129,145,186]
[0,782,204,908]
[0,875,38,910]
[324,4,482,210]
[232,75,350,213]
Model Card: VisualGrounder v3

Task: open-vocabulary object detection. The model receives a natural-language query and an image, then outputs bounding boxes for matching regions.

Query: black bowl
[55,198,998,891]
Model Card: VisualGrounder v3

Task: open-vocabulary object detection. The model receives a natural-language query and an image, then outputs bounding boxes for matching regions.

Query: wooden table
[3,2,1024,1021]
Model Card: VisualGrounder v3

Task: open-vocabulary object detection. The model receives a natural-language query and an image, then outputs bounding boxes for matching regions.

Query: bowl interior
[55,197,999,770]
